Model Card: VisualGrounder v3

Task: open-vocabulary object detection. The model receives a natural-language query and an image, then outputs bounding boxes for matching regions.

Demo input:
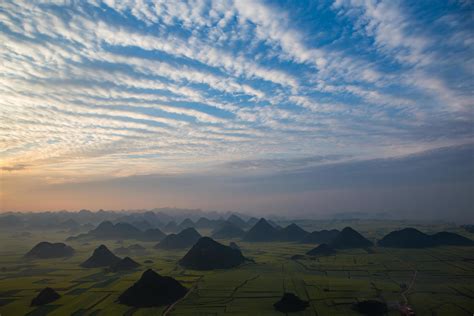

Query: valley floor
[0,221,473,315]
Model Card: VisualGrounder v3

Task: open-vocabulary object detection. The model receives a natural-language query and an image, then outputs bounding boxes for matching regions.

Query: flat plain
[1,220,473,316]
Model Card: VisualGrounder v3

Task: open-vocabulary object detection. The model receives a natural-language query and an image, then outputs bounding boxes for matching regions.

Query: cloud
[0,0,472,211]
[332,0,473,111]
[223,154,351,171]
[1,164,28,172]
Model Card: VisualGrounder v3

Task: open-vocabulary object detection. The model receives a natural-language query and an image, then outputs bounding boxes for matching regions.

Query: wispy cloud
[223,154,351,172]
[1,164,28,172]
[0,0,472,208]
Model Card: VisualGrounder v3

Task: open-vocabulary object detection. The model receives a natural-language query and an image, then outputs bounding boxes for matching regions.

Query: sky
[1,0,473,219]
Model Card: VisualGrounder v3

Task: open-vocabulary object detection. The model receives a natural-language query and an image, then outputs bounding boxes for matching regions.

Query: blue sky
[0,0,473,217]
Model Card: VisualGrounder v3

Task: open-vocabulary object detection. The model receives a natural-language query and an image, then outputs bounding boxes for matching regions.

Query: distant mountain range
[154,227,201,249]
[109,257,141,272]
[6,210,472,250]
[241,219,373,248]
[0,209,255,232]
[378,228,473,248]
[329,227,373,249]
[278,223,309,242]
[300,229,340,244]
[243,218,281,242]
[67,221,165,241]
[227,214,248,228]
[211,221,246,239]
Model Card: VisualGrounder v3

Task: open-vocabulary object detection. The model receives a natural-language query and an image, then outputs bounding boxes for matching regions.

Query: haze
[1,1,473,221]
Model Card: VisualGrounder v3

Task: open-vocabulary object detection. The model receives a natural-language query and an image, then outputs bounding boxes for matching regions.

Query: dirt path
[379,247,418,305]
[162,276,202,316]
[401,269,417,305]
[231,274,260,296]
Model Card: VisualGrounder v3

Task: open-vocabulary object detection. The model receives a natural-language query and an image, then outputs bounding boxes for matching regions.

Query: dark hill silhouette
[25,242,75,259]
[80,245,121,268]
[164,220,179,232]
[243,218,280,242]
[353,299,387,315]
[378,228,474,248]
[194,217,224,229]
[195,217,213,228]
[378,228,436,248]
[143,211,163,227]
[179,237,246,270]
[132,220,154,231]
[211,221,245,239]
[330,227,373,249]
[31,287,60,306]
[268,219,282,229]
[462,225,474,233]
[68,221,165,241]
[278,223,309,241]
[131,220,153,231]
[227,214,247,228]
[110,257,140,272]
[92,221,141,238]
[430,231,473,246]
[155,227,201,249]
[273,292,309,313]
[141,228,166,241]
[229,242,240,250]
[179,218,195,229]
[118,269,187,307]
[306,243,336,256]
[300,229,340,244]
[213,219,226,228]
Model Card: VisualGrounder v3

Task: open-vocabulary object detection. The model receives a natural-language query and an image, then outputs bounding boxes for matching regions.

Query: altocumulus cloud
[0,0,472,214]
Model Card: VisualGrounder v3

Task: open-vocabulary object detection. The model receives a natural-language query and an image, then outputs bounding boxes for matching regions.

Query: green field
[1,220,473,315]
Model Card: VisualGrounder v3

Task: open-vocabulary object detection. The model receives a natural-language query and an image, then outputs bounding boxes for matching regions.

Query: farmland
[0,220,473,315]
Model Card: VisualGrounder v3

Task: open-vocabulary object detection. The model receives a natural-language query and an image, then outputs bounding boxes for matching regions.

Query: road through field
[162,276,202,316]
[401,270,418,305]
